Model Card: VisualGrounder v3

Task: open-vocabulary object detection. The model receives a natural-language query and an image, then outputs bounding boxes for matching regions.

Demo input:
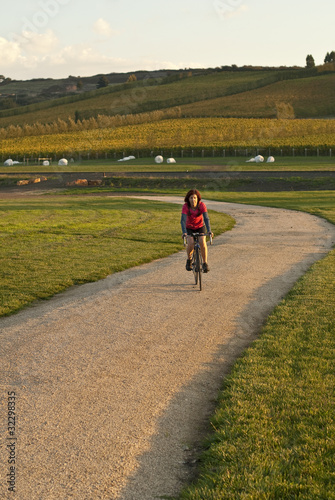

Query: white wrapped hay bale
[58,158,68,166]
[155,155,163,164]
[43,160,50,166]
[267,156,275,163]
[4,159,13,166]
[246,157,256,162]
[167,158,176,164]
[118,156,135,162]
[255,155,264,163]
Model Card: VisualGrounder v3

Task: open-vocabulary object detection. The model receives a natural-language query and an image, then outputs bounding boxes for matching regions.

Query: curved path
[1,197,334,500]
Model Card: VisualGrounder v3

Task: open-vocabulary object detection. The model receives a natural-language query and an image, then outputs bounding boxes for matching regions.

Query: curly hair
[184,189,202,207]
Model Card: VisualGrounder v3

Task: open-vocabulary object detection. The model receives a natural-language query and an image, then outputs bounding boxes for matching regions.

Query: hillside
[177,73,335,119]
[0,69,177,106]
[1,67,334,130]
[0,69,287,127]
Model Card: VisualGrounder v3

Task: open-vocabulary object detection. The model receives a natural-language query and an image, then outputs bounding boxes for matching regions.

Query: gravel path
[1,196,334,500]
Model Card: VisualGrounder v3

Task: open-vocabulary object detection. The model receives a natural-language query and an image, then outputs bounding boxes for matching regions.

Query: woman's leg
[199,235,208,263]
[187,235,195,259]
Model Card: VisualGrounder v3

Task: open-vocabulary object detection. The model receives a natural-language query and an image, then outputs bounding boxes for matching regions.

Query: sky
[0,0,334,81]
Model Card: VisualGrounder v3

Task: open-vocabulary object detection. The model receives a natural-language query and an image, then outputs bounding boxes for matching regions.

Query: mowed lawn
[178,190,335,499]
[0,196,233,316]
[1,156,334,176]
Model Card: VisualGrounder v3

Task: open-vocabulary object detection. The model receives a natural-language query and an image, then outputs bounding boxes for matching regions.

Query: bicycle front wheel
[192,249,198,285]
[198,248,202,291]
[193,247,202,290]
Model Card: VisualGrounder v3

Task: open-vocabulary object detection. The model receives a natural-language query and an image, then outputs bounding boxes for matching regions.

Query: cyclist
[181,189,212,273]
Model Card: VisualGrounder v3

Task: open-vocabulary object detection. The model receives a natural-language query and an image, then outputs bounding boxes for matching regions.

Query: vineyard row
[1,118,335,159]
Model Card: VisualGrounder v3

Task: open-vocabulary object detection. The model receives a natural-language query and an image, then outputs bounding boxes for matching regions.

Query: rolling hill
[0,66,334,132]
[177,73,335,119]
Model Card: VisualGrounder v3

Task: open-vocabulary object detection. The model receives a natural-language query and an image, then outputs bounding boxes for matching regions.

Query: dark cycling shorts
[186,225,206,236]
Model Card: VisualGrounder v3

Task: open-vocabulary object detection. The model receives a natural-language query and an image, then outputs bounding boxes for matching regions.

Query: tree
[0,97,17,110]
[96,76,109,89]
[76,79,83,90]
[127,74,137,83]
[306,54,315,68]
[324,51,335,63]
[0,77,11,85]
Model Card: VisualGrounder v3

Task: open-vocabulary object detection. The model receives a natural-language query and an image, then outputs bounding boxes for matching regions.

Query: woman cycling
[181,189,212,273]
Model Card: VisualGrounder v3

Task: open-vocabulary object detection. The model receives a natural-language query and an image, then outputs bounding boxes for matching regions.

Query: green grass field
[1,156,335,175]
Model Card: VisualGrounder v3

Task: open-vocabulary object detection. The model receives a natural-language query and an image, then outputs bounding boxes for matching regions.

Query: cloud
[20,29,59,55]
[0,37,22,65]
[0,35,132,79]
[93,18,115,38]
[0,30,195,80]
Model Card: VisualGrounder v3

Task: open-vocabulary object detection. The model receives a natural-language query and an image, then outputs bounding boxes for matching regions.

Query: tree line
[0,107,182,140]
[306,51,335,68]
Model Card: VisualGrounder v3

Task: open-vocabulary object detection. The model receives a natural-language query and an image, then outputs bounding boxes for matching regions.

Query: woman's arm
[203,212,212,233]
[181,213,187,234]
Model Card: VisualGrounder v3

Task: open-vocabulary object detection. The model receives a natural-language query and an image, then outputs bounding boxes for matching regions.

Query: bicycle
[183,232,213,291]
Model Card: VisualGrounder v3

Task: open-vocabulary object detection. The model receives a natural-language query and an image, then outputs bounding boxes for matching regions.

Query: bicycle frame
[192,234,202,290]
[183,232,212,291]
